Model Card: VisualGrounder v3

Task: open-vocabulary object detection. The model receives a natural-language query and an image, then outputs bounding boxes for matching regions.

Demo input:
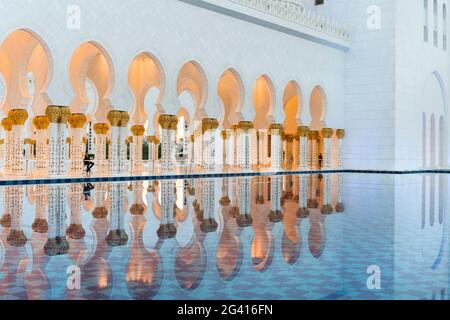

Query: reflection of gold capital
[322,128,334,139]
[158,114,178,130]
[33,116,50,130]
[336,129,345,139]
[68,113,87,129]
[237,121,254,132]
[107,110,122,127]
[131,125,145,136]
[93,123,109,135]
[219,196,231,206]
[8,109,28,125]
[297,126,310,138]
[1,118,12,131]
[202,118,219,133]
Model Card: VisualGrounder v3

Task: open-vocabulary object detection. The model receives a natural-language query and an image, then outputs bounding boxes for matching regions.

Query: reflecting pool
[0,174,449,300]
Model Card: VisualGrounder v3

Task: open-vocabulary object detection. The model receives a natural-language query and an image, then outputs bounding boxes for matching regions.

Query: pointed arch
[218,68,244,129]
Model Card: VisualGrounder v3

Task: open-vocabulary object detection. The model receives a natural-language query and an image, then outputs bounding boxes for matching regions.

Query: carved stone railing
[228,0,350,41]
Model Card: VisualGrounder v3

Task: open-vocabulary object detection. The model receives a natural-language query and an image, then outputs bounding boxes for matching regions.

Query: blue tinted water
[0,174,448,300]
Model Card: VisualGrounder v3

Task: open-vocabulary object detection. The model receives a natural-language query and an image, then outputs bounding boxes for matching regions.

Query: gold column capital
[231,124,238,131]
[93,123,109,135]
[148,135,159,144]
[321,128,334,139]
[237,121,254,132]
[221,130,231,140]
[309,130,319,140]
[269,123,284,131]
[66,137,72,144]
[158,114,178,130]
[33,116,50,130]
[202,118,219,133]
[1,118,12,131]
[120,112,130,127]
[0,139,4,145]
[285,134,295,142]
[68,113,87,129]
[107,110,122,127]
[8,109,28,125]
[46,105,70,124]
[336,129,346,139]
[297,126,310,138]
[131,125,145,136]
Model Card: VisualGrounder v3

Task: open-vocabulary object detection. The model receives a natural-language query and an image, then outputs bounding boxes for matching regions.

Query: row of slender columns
[0,110,346,176]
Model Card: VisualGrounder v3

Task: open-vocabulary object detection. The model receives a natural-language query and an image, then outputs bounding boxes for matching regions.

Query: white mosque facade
[0,0,448,177]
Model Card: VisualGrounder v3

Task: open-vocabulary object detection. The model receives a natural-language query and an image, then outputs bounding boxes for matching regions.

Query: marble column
[336,129,345,169]
[298,126,310,170]
[46,106,70,177]
[8,109,28,176]
[68,113,87,175]
[285,134,295,168]
[221,130,232,168]
[93,123,109,175]
[33,116,50,175]
[0,139,4,169]
[310,131,319,170]
[131,125,145,173]
[148,135,159,169]
[202,118,219,171]
[1,118,12,174]
[237,121,254,170]
[293,133,300,168]
[231,125,239,168]
[321,128,334,170]
[107,111,129,175]
[269,123,283,170]
[158,115,178,172]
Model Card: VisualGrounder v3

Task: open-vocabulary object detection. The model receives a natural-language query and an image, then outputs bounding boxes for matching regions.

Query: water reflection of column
[66,184,85,239]
[33,116,50,175]
[33,185,49,233]
[308,175,319,209]
[297,175,310,218]
[130,181,146,216]
[45,185,69,256]
[158,115,178,172]
[237,177,253,227]
[106,183,128,246]
[131,125,145,173]
[256,176,265,205]
[93,183,109,219]
[237,121,254,170]
[201,179,218,233]
[335,174,345,212]
[9,109,28,175]
[157,180,177,239]
[269,176,283,222]
[0,186,11,227]
[220,177,231,207]
[321,175,333,214]
[1,118,12,174]
[7,186,27,246]
[93,123,109,175]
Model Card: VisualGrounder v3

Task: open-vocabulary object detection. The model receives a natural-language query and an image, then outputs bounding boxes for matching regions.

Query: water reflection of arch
[421,174,447,270]
[175,217,207,291]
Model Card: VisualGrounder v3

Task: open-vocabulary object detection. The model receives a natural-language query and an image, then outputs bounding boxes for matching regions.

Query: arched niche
[283,80,303,134]
[128,52,165,128]
[253,75,275,130]
[218,68,244,129]
[69,41,114,124]
[309,85,327,130]
[177,61,208,121]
